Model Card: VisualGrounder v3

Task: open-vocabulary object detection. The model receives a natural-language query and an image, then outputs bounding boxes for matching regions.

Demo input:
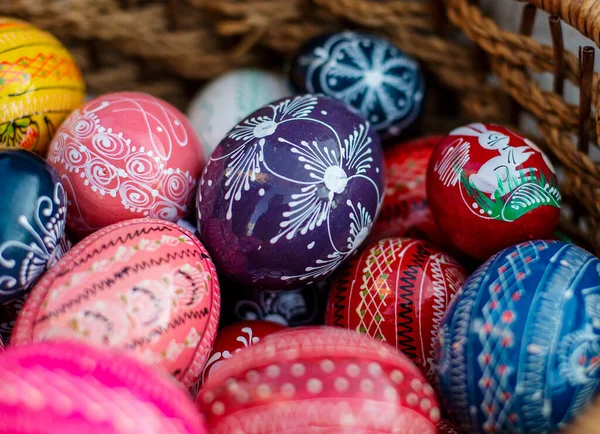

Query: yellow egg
[0,18,85,155]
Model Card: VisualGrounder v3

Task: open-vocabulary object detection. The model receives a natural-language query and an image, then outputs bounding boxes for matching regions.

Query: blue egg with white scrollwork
[290,31,425,140]
[0,149,69,303]
[436,240,600,433]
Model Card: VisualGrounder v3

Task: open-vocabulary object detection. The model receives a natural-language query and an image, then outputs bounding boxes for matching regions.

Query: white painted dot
[487,210,492,215]
[307,241,315,250]
[207,180,213,186]
[257,384,271,399]
[291,363,305,377]
[479,209,485,214]
[266,365,281,378]
[174,120,180,126]
[423,384,434,396]
[346,363,360,378]
[340,412,356,427]
[226,378,238,391]
[265,345,276,358]
[560,260,570,267]
[156,126,163,132]
[212,401,224,415]
[430,407,441,422]
[384,386,398,401]
[411,379,422,392]
[321,359,335,373]
[202,391,215,404]
[368,362,382,377]
[406,393,418,406]
[390,370,404,384]
[258,188,265,196]
[376,167,380,173]
[334,377,350,392]
[321,110,328,115]
[306,378,323,394]
[246,370,259,383]
[360,379,374,393]
[280,383,296,398]
[420,398,432,411]
[472,202,478,209]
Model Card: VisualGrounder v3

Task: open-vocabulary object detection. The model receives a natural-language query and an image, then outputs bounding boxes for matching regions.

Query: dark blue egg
[290,31,425,140]
[197,94,384,290]
[437,240,600,433]
[0,149,69,303]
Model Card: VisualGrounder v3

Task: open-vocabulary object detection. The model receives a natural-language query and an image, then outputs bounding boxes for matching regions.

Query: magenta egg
[47,92,205,237]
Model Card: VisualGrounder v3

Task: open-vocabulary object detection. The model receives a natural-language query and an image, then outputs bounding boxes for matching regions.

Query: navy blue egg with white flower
[436,240,600,434]
[290,31,424,140]
[0,149,69,303]
[197,94,384,290]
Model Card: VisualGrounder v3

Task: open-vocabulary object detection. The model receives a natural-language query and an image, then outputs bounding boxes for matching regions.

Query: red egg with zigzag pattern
[325,237,467,383]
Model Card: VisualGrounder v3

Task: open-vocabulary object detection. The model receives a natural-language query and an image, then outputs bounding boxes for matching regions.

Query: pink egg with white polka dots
[47,92,205,237]
[197,326,440,433]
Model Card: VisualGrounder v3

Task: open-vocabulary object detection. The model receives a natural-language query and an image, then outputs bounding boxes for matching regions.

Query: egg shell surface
[426,123,560,260]
[198,326,441,433]
[0,19,85,155]
[325,237,467,383]
[0,340,207,434]
[47,91,205,237]
[197,94,385,290]
[11,218,220,388]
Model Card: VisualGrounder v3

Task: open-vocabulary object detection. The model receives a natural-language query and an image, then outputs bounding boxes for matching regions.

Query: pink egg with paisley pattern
[0,340,208,434]
[47,92,204,237]
[11,218,220,388]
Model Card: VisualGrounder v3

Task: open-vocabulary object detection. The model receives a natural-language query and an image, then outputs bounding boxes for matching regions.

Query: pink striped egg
[0,340,207,434]
[198,326,441,433]
[12,218,220,388]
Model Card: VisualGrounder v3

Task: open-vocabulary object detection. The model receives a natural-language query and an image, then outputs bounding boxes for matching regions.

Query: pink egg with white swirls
[11,218,220,389]
[47,92,204,237]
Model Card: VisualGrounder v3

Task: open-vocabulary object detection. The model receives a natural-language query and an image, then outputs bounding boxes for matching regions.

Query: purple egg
[197,94,384,290]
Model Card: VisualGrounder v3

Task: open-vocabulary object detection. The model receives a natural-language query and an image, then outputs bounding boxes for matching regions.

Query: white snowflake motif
[305,32,423,134]
[211,95,318,219]
[271,122,375,244]
[0,182,69,295]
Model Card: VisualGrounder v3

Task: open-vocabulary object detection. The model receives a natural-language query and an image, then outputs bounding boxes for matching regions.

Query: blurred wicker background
[3,0,600,253]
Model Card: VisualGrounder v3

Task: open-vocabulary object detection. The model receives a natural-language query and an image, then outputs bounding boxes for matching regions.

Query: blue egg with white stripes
[436,240,600,433]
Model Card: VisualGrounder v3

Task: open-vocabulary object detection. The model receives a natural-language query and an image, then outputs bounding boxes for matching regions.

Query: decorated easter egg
[47,91,204,237]
[198,326,441,432]
[198,94,385,290]
[0,340,207,434]
[427,123,560,260]
[325,237,467,383]
[220,277,329,327]
[437,240,600,433]
[188,68,292,158]
[0,19,85,155]
[368,135,446,245]
[290,31,424,140]
[11,218,220,388]
[200,320,285,386]
[0,149,70,303]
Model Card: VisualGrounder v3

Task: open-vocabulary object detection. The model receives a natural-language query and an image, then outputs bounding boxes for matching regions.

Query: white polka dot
[430,407,441,422]
[235,389,249,403]
[257,384,271,399]
[420,398,432,411]
[202,391,215,404]
[321,110,328,115]
[226,378,239,391]
[291,363,305,377]
[265,345,276,357]
[390,370,404,384]
[423,384,434,396]
[156,126,163,132]
[346,363,360,378]
[340,412,356,427]
[360,379,374,393]
[321,359,335,373]
[411,379,422,392]
[280,383,296,398]
[258,188,265,196]
[306,378,323,394]
[266,365,281,378]
[384,386,398,401]
[174,120,180,126]
[212,401,225,415]
[406,393,418,406]
[368,362,382,377]
[246,370,259,383]
[208,180,213,186]
[334,377,350,392]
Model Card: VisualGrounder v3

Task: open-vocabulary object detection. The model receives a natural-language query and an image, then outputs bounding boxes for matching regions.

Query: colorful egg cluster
[0,18,593,434]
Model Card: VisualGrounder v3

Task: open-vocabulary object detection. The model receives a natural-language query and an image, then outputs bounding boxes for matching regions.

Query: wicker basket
[3,0,599,252]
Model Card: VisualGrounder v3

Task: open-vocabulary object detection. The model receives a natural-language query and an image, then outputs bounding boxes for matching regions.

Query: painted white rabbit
[452,123,537,198]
